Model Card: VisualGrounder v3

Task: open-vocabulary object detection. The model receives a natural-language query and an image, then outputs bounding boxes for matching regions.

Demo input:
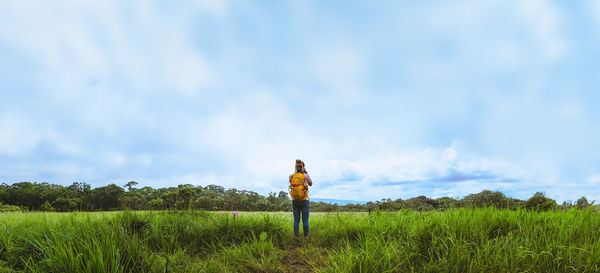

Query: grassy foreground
[0,208,599,273]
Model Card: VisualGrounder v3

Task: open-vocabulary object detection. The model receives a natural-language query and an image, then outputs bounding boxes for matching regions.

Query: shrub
[0,203,23,213]
[525,192,557,211]
[38,201,54,212]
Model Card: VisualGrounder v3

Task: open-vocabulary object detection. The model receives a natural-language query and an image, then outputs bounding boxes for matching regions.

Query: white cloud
[162,50,211,95]
[190,92,544,200]
[0,1,596,204]
[309,44,367,97]
[541,175,600,204]
[196,91,321,182]
[307,142,537,201]
[422,0,566,75]
[588,0,600,24]
[0,113,41,156]
[0,0,219,98]
[516,0,566,61]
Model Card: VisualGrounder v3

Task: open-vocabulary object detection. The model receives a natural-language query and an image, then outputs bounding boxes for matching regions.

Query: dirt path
[280,242,327,273]
[281,246,312,273]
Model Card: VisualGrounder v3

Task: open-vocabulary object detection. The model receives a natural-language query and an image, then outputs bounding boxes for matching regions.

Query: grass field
[1,208,599,272]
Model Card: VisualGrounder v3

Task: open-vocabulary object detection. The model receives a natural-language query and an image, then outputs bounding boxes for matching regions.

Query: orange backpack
[289,172,308,201]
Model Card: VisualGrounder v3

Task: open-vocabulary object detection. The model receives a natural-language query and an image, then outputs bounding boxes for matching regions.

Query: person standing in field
[289,159,312,239]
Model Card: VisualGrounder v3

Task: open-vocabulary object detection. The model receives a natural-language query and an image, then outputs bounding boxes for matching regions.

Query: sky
[1,0,600,202]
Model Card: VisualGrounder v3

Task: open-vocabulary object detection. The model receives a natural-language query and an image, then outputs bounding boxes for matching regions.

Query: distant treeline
[0,181,595,212]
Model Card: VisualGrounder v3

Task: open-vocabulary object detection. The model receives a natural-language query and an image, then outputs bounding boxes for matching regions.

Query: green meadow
[1,208,599,273]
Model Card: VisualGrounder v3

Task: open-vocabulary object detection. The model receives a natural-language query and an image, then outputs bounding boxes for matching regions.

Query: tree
[148,198,164,210]
[525,192,557,211]
[0,185,8,203]
[91,184,124,210]
[125,181,138,192]
[38,200,54,212]
[0,181,588,213]
[404,196,436,211]
[278,191,288,199]
[176,187,195,210]
[576,197,589,209]
[377,198,402,211]
[365,202,377,213]
[241,190,261,211]
[436,197,458,210]
[122,194,144,210]
[52,198,80,212]
[6,182,41,210]
[138,186,158,200]
[461,190,509,209]
[162,191,177,210]
[205,184,225,194]
[68,182,91,193]
[224,189,242,210]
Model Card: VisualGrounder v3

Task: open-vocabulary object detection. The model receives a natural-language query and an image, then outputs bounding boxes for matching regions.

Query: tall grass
[0,208,599,272]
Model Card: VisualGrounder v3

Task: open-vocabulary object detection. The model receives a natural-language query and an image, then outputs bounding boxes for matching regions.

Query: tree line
[0,181,595,212]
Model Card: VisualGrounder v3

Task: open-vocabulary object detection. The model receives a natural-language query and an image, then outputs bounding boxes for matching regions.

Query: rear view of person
[289,159,313,239]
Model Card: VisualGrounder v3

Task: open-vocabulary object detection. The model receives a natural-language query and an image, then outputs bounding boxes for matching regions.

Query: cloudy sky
[1,0,599,202]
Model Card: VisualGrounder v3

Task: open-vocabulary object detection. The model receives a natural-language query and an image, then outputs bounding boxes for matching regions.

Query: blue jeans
[292,200,310,237]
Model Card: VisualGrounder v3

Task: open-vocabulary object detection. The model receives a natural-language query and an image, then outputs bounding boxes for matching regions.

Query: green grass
[0,208,599,272]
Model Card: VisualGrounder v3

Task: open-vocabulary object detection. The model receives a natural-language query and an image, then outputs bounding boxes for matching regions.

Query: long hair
[295,159,304,173]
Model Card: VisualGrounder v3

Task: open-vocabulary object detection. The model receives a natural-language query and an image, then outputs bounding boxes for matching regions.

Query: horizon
[2,1,600,203]
[0,181,590,205]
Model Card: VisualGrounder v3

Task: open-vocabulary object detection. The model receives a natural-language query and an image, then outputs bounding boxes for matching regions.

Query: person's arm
[304,173,313,186]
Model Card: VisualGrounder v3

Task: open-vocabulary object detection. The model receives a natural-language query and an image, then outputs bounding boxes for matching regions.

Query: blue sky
[1,0,600,202]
